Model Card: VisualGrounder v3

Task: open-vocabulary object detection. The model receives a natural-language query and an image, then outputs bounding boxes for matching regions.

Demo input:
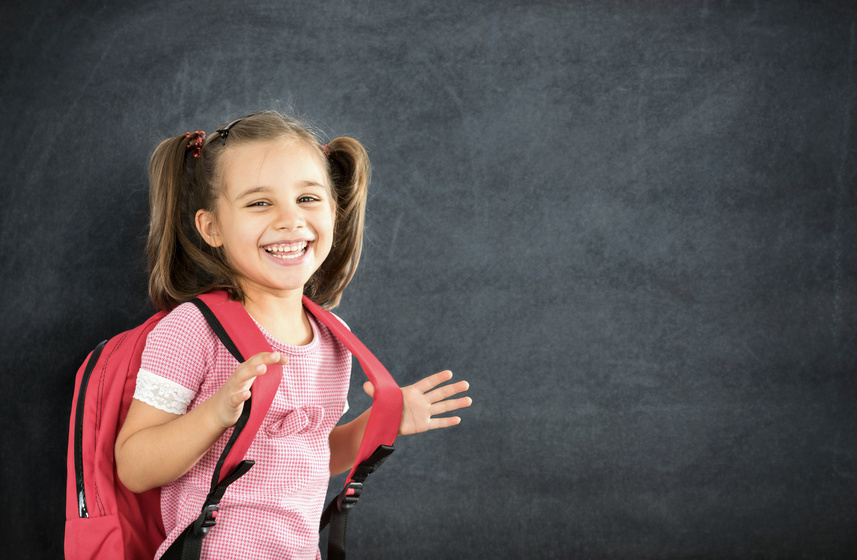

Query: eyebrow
[232,181,329,202]
[233,186,270,201]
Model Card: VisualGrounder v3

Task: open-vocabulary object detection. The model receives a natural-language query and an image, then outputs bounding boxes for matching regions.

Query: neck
[241,286,313,346]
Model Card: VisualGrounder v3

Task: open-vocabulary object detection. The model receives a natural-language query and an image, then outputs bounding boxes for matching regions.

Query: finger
[411,370,454,393]
[229,363,267,388]
[228,389,252,408]
[427,416,462,430]
[233,352,288,383]
[430,396,473,416]
[425,380,470,403]
[363,381,375,397]
[246,351,289,366]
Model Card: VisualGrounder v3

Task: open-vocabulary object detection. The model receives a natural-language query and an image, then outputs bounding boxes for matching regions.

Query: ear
[195,209,223,248]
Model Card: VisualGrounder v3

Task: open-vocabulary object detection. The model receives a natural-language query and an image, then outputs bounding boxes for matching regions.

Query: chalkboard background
[2,1,856,558]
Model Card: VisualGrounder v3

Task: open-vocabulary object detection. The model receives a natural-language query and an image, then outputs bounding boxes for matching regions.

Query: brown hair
[146,111,370,311]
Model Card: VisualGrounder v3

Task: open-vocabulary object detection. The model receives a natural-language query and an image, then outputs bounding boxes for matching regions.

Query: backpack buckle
[339,481,363,511]
[192,503,220,536]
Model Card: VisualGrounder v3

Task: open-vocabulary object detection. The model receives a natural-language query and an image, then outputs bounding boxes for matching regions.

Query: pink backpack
[65,290,402,559]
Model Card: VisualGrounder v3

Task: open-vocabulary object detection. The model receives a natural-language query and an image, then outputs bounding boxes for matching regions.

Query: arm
[328,370,472,476]
[115,352,288,493]
[328,408,371,476]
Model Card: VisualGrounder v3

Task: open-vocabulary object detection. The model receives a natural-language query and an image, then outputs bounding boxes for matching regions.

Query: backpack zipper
[73,340,107,518]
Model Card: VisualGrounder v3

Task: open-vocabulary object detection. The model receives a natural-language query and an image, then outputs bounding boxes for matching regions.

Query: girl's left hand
[364,370,472,436]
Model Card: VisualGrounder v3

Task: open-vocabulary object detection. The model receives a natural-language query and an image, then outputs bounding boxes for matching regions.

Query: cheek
[323,204,336,240]
[214,213,254,254]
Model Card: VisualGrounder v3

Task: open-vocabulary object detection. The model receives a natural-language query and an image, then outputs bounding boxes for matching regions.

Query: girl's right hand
[210,352,288,428]
[117,351,288,492]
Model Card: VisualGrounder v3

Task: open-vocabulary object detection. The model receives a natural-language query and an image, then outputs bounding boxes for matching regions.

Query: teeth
[265,242,308,259]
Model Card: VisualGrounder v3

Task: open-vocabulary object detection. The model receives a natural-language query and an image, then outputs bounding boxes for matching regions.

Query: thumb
[363,381,375,397]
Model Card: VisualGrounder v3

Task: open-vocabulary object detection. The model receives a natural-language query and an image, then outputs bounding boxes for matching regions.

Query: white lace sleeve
[134,368,196,415]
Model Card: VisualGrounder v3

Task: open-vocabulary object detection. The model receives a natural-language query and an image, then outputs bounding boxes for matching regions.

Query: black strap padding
[161,460,256,560]
[349,444,396,484]
[160,523,200,560]
[320,445,395,560]
[189,298,245,363]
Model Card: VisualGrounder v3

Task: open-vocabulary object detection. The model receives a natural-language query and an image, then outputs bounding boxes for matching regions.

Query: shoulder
[308,308,353,349]
[140,301,221,392]
[306,303,351,331]
[153,301,215,340]
[304,309,351,358]
[144,301,218,361]
[327,310,351,331]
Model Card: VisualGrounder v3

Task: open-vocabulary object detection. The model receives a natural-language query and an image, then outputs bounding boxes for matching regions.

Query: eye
[247,200,271,207]
[298,195,321,204]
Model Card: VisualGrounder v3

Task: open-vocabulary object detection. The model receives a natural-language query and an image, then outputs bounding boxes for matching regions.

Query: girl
[114,111,472,559]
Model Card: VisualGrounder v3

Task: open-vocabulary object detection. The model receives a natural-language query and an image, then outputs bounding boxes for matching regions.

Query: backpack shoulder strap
[301,296,403,485]
[303,296,403,560]
[162,290,283,560]
[193,290,283,485]
[164,291,402,560]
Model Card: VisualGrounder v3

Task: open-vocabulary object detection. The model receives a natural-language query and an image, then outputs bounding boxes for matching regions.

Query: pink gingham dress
[133,302,351,560]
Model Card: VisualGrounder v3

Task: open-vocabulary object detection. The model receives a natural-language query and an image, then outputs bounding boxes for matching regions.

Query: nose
[275,201,305,230]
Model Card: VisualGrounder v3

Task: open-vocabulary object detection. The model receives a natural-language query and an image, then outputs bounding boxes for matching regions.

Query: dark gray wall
[2,1,856,558]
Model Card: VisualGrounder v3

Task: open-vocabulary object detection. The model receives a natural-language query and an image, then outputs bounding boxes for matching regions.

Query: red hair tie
[184,131,206,158]
[321,143,331,157]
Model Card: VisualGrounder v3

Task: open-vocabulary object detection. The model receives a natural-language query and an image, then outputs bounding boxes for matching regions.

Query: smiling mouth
[264,241,309,260]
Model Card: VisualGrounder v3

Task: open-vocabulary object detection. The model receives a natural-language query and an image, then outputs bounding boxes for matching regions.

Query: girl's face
[195,139,335,300]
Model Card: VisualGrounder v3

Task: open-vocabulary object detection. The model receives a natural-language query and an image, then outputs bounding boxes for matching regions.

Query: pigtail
[307,136,371,309]
[146,132,233,311]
